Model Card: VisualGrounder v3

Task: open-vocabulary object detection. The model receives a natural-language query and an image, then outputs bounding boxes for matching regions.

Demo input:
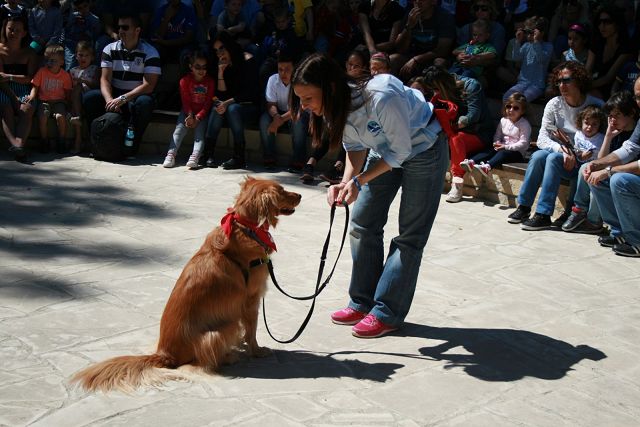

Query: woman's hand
[327,180,360,206]
[327,182,346,206]
[215,100,229,114]
[562,151,576,171]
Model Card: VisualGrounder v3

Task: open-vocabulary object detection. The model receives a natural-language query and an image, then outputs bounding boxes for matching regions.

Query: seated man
[259,53,309,171]
[150,0,197,64]
[82,15,161,157]
[585,78,640,257]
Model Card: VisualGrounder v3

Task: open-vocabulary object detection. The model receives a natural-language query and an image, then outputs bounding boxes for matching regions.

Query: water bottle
[124,125,134,148]
[465,39,475,55]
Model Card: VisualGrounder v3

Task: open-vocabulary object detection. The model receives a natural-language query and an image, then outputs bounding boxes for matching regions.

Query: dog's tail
[71,353,180,393]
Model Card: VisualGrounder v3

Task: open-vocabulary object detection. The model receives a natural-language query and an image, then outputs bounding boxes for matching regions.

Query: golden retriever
[71,177,301,392]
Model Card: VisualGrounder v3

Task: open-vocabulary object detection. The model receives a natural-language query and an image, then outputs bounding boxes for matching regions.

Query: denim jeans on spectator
[82,88,155,155]
[259,110,308,165]
[589,173,640,246]
[206,102,257,155]
[347,132,449,327]
[170,111,207,153]
[503,82,544,104]
[471,148,523,169]
[573,162,602,224]
[517,149,578,215]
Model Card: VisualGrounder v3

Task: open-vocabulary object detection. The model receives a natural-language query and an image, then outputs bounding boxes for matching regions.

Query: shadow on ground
[222,323,606,383]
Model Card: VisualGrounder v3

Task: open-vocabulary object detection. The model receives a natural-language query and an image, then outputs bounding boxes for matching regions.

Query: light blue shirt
[613,119,640,164]
[342,74,442,168]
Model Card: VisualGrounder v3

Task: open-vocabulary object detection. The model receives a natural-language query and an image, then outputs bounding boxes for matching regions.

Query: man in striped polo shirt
[83,15,162,157]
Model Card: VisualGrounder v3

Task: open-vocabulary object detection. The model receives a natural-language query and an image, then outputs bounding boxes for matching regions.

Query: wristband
[352,175,362,191]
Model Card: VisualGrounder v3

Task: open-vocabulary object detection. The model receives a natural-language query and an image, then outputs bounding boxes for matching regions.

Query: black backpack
[90,112,126,162]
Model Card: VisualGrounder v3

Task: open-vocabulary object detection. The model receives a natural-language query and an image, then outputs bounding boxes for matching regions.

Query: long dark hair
[1,16,29,49]
[289,53,356,149]
[422,65,464,107]
[212,32,244,67]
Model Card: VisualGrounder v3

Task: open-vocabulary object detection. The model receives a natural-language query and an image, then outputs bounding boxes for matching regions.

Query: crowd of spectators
[0,0,639,257]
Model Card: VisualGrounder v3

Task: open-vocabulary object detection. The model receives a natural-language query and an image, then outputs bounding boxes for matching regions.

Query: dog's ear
[258,184,281,228]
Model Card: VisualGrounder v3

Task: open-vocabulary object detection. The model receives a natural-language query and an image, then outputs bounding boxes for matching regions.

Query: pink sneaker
[351,314,397,338]
[474,162,492,177]
[459,159,476,173]
[331,307,367,325]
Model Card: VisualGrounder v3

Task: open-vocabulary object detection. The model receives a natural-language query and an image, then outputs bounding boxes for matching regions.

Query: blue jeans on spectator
[169,111,207,153]
[503,82,544,103]
[206,102,258,161]
[347,132,448,327]
[471,148,523,169]
[573,162,602,224]
[589,173,640,247]
[517,149,578,216]
[259,110,308,165]
[82,88,155,155]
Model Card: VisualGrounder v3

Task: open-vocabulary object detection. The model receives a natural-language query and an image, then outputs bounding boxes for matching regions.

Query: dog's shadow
[221,322,606,383]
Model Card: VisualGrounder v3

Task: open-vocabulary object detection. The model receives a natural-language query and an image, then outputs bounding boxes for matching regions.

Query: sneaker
[9,145,27,162]
[319,161,344,184]
[287,162,304,174]
[445,183,463,203]
[330,307,367,325]
[186,151,200,169]
[561,207,587,231]
[474,162,491,177]
[162,151,176,168]
[69,115,81,125]
[521,213,552,231]
[507,205,531,224]
[613,242,640,257]
[571,220,604,235]
[551,209,571,228]
[460,158,476,173]
[222,157,246,170]
[300,163,314,183]
[352,314,398,338]
[598,235,625,248]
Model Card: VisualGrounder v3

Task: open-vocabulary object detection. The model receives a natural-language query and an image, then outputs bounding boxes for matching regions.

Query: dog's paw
[248,345,272,358]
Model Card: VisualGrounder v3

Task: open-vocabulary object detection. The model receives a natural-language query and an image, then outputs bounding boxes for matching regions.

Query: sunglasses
[556,77,574,86]
[192,64,207,70]
[117,24,130,31]
[505,104,520,111]
[598,18,614,26]
[473,5,489,12]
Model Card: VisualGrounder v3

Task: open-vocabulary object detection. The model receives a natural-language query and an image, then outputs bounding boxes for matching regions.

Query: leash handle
[262,201,349,344]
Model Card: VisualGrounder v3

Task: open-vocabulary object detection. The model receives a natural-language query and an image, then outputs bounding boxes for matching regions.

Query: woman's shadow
[221,323,606,382]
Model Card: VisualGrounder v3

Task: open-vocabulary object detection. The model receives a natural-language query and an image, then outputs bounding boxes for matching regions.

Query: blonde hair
[503,92,527,117]
[44,44,65,58]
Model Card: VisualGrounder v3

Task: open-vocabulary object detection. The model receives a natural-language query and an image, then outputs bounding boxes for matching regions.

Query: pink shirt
[493,116,531,155]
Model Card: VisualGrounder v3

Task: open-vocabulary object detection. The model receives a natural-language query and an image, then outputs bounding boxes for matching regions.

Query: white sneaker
[186,151,200,169]
[163,151,176,168]
[459,159,475,173]
[445,182,463,203]
[474,162,491,177]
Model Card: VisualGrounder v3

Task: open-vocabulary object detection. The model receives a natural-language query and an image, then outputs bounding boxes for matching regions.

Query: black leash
[262,201,350,344]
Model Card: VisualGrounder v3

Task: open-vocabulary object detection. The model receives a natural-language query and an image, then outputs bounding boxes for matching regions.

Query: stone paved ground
[1,153,639,426]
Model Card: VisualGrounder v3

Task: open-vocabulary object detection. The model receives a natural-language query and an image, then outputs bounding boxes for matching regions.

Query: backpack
[90,112,126,162]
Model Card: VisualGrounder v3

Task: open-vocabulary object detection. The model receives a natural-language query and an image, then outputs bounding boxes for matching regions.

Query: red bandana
[220,209,277,252]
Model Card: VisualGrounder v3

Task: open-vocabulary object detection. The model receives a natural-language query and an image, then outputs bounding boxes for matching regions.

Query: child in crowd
[345,48,369,78]
[612,51,640,94]
[28,0,63,53]
[69,40,99,154]
[460,92,531,176]
[217,0,252,48]
[370,52,391,75]
[562,23,594,73]
[63,0,100,70]
[503,16,553,102]
[408,76,431,98]
[27,44,72,154]
[0,0,28,23]
[163,50,215,169]
[572,105,605,164]
[450,19,497,79]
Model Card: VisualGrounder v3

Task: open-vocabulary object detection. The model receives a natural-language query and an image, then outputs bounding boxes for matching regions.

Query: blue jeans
[573,163,601,224]
[347,133,449,327]
[471,148,523,168]
[169,111,208,154]
[503,82,544,103]
[517,149,578,216]
[206,102,257,158]
[589,173,640,246]
[82,89,155,155]
[259,110,309,164]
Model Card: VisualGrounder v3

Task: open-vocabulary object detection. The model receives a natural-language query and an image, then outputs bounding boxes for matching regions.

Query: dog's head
[234,177,302,228]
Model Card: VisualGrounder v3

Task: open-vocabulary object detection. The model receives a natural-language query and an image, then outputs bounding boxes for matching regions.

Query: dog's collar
[228,255,271,284]
[220,209,277,252]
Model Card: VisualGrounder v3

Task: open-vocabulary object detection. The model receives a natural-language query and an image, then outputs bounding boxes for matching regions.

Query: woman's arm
[358,13,376,53]
[592,54,632,89]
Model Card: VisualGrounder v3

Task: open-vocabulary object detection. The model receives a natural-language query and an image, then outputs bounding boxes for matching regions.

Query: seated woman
[422,65,494,203]
[507,61,603,230]
[0,16,37,162]
[562,87,640,233]
[204,32,259,170]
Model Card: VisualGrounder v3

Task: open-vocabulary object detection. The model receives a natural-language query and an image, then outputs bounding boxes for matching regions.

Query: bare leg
[1,105,18,147]
[16,102,35,148]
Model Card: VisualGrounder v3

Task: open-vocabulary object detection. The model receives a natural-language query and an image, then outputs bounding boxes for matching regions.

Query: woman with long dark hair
[290,53,448,338]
